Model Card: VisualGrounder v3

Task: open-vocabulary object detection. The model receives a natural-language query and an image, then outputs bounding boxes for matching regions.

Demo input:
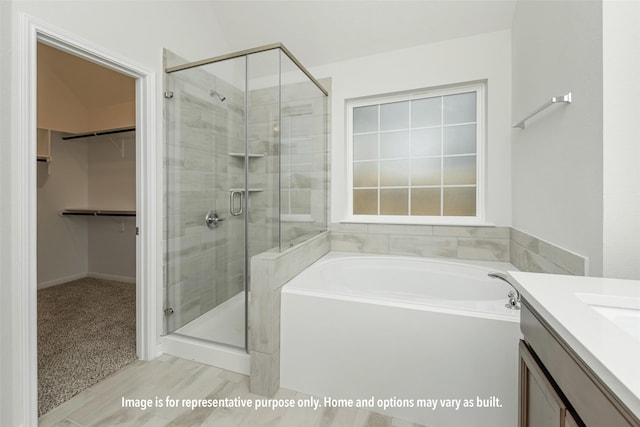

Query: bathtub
[280,252,521,427]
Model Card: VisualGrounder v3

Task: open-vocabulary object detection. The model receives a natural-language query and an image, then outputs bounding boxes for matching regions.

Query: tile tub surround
[510,227,588,275]
[249,231,330,397]
[331,223,511,262]
[330,223,588,275]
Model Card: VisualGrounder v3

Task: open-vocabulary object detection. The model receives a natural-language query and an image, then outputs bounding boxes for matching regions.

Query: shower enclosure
[163,44,328,354]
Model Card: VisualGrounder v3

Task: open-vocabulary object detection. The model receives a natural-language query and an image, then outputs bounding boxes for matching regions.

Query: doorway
[36,41,138,415]
[8,17,160,424]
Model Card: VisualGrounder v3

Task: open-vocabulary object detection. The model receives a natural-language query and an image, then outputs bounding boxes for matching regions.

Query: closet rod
[61,209,136,217]
[61,127,135,140]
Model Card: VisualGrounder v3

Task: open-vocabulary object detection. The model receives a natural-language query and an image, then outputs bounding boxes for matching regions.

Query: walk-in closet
[36,42,137,416]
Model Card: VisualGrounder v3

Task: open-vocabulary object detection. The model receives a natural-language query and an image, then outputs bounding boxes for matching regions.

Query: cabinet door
[565,411,580,427]
[519,340,574,427]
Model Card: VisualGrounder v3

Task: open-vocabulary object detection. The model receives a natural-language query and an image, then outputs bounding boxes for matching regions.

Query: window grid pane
[352,87,479,218]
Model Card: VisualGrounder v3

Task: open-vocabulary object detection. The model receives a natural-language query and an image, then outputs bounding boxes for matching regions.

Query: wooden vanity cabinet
[565,411,580,427]
[519,340,581,427]
[520,302,640,427]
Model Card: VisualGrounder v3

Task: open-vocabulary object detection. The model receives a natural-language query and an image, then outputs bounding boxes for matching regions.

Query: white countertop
[508,271,640,419]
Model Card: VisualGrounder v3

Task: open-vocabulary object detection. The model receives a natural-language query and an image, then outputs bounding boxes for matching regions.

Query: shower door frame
[164,57,249,349]
[164,43,328,352]
[165,43,328,97]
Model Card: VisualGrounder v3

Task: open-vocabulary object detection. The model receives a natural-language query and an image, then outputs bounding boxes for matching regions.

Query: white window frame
[345,82,486,225]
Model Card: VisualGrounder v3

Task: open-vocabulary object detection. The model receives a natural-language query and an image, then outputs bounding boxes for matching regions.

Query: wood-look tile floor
[39,354,424,427]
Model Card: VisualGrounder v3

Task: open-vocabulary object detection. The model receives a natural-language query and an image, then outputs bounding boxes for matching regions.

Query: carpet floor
[37,277,137,416]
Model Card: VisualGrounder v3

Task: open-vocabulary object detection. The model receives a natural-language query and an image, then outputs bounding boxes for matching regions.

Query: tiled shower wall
[164,54,247,332]
[163,50,330,336]
[279,79,329,248]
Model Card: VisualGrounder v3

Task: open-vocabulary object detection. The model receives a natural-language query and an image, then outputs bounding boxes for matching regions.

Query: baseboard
[38,272,137,289]
[37,272,88,289]
[161,334,250,375]
[88,272,136,284]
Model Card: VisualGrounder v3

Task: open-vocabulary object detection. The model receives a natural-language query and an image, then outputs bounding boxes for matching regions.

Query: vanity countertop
[508,271,640,419]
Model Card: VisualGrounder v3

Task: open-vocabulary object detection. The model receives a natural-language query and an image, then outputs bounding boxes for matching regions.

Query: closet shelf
[61,209,136,217]
[61,127,135,141]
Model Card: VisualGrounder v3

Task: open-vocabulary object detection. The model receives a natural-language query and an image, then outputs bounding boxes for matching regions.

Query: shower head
[209,90,226,102]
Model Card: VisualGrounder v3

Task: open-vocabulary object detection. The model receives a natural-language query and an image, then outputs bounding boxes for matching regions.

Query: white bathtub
[280,252,521,427]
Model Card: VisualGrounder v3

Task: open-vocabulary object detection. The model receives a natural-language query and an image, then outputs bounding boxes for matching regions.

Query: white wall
[602,1,640,279]
[37,134,89,287]
[37,131,138,286]
[310,30,512,226]
[511,1,604,276]
[1,2,231,425]
[88,132,136,280]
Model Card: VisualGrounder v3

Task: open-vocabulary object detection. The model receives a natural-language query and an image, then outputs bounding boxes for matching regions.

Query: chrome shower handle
[230,191,243,216]
[205,210,224,229]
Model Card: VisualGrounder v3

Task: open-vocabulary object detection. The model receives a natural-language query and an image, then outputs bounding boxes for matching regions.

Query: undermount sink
[576,293,640,342]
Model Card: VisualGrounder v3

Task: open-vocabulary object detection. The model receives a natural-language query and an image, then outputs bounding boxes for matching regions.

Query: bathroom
[1,1,639,426]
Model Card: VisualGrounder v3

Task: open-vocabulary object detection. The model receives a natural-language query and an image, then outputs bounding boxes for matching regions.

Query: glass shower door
[164,57,247,349]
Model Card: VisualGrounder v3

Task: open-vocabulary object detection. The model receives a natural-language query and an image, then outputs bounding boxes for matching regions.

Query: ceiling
[36,1,517,102]
[38,42,135,109]
[210,0,518,68]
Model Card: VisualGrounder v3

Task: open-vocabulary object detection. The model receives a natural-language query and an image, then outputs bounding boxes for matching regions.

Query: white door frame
[16,14,160,425]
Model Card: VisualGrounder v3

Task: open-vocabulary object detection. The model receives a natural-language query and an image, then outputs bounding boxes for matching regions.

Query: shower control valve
[205,210,224,229]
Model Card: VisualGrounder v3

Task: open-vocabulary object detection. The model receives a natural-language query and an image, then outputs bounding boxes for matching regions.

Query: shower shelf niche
[229,188,263,192]
[228,152,265,159]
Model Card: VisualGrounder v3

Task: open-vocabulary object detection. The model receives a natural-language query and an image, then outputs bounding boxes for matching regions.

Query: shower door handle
[230,191,243,216]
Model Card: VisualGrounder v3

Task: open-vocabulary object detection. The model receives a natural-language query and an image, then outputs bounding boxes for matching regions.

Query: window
[347,83,485,224]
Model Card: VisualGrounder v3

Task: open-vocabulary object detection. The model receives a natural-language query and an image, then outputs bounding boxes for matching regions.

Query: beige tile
[321,405,362,427]
[277,396,325,427]
[238,388,297,426]
[391,418,423,427]
[331,233,389,254]
[38,389,98,427]
[42,355,428,427]
[361,412,393,427]
[510,242,570,275]
[330,223,368,233]
[388,236,456,258]
[366,224,433,236]
[249,351,279,397]
[272,232,331,286]
[248,261,275,353]
[457,238,509,262]
[538,240,587,276]
[433,225,509,238]
[509,228,539,252]
[163,380,242,427]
